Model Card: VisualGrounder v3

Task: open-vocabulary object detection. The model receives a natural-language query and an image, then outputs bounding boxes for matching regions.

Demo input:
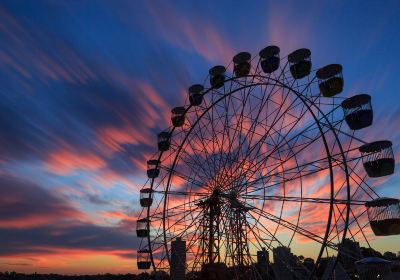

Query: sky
[1,0,400,275]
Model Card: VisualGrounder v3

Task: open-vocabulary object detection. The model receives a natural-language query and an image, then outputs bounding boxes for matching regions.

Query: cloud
[0,174,139,260]
[45,145,106,175]
[0,223,139,257]
[0,175,82,228]
[86,194,110,206]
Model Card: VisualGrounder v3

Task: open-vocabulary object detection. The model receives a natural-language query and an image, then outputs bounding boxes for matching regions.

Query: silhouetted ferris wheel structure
[136,46,400,279]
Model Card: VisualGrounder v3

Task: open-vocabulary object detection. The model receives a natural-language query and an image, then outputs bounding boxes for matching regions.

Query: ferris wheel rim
[146,74,351,275]
[134,47,400,280]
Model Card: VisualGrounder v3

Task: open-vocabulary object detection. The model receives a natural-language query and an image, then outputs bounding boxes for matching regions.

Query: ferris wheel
[135,46,400,279]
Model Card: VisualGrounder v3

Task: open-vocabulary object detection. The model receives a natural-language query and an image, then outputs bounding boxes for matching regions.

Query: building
[257,248,269,265]
[171,237,186,280]
[338,238,362,275]
[257,248,270,280]
[383,251,397,260]
[272,246,296,280]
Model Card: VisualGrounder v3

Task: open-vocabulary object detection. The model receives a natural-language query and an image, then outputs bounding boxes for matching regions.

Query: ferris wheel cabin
[157,131,170,152]
[136,218,150,237]
[233,52,251,77]
[147,159,160,178]
[288,48,311,79]
[342,94,373,130]
[209,65,226,88]
[140,188,153,207]
[365,198,400,236]
[259,45,280,73]
[137,249,151,270]
[359,140,395,178]
[189,84,204,106]
[316,64,344,97]
[171,106,186,127]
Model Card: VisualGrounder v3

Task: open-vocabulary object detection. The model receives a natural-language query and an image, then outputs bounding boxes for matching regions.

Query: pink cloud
[45,146,106,175]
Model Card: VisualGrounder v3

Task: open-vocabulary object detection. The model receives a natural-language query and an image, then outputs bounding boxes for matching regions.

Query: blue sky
[0,0,400,274]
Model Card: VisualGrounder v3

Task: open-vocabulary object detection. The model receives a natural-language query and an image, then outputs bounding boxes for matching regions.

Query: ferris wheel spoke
[241,151,335,195]
[323,120,368,145]
[208,85,235,182]
[234,116,310,193]
[225,78,294,163]
[245,210,285,248]
[218,81,248,175]
[150,196,204,221]
[332,157,378,200]
[349,209,377,248]
[247,203,339,251]
[242,75,332,166]
[231,104,341,191]
[235,82,279,150]
[170,210,204,246]
[230,84,300,175]
[206,92,247,183]
[328,206,371,249]
[214,81,257,179]
[330,203,362,246]
[240,194,366,205]
[152,189,208,197]
[242,135,363,196]
[215,102,281,180]
[188,98,237,180]
[243,114,324,178]
[326,175,370,242]
[153,206,203,244]
[177,147,217,186]
[183,115,222,181]
[206,80,243,178]
[225,99,300,187]
[332,203,358,243]
[158,164,205,188]
[321,170,373,244]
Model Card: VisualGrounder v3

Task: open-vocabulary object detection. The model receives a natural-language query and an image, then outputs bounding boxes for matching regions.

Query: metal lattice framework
[136,47,398,279]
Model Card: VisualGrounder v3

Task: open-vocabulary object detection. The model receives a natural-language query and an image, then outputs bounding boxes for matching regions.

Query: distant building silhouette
[272,246,297,280]
[170,237,186,280]
[256,248,270,280]
[383,251,397,260]
[257,248,269,265]
[338,238,362,276]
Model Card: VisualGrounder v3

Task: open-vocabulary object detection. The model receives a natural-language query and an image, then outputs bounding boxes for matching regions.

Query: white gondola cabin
[288,48,311,79]
[157,131,170,152]
[189,84,204,106]
[233,52,251,77]
[355,257,392,280]
[171,106,186,127]
[137,249,151,270]
[365,198,400,236]
[147,159,160,179]
[316,64,343,97]
[259,45,280,73]
[140,188,153,207]
[136,218,150,237]
[342,94,373,130]
[359,141,394,178]
[209,65,226,89]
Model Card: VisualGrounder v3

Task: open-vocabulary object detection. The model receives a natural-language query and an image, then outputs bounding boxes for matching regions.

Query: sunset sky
[1,0,400,275]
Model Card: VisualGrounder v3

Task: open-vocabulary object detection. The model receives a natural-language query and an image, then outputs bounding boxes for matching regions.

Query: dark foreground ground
[0,272,153,280]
